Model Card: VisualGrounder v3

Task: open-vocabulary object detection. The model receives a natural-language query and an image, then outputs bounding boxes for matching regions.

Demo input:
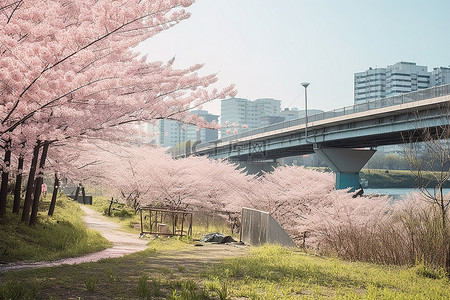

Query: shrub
[310,192,449,270]
[114,208,133,219]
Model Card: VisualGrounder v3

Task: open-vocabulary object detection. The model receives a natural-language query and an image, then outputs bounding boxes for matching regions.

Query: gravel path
[0,205,149,272]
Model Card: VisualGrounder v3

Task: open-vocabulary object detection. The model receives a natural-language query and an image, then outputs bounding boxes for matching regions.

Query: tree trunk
[437,185,450,275]
[21,142,41,222]
[446,240,450,277]
[48,172,59,216]
[108,197,113,216]
[441,208,450,276]
[29,143,49,226]
[12,156,24,214]
[74,184,80,202]
[0,141,11,217]
[81,185,86,204]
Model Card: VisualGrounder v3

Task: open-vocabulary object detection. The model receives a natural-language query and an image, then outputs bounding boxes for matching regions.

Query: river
[364,188,450,199]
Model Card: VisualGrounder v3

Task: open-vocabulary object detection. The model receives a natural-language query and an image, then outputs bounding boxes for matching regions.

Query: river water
[364,188,450,199]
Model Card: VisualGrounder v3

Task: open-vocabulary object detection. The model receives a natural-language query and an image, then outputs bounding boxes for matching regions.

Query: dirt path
[0,205,148,272]
[0,205,248,273]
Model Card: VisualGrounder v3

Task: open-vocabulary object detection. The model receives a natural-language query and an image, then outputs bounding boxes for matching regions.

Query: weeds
[159,266,174,276]
[0,281,38,300]
[85,276,99,292]
[137,274,152,299]
[137,274,162,299]
[178,280,207,300]
[206,280,229,300]
[167,289,178,300]
[205,270,230,300]
[105,267,121,282]
[414,260,447,279]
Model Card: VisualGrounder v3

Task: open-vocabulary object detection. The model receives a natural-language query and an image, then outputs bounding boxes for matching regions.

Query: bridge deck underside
[199,105,449,161]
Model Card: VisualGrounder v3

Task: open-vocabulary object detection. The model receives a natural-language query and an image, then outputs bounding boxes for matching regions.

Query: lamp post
[301,82,310,142]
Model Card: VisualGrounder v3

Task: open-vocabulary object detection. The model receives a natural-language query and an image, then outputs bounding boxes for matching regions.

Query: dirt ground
[0,205,248,273]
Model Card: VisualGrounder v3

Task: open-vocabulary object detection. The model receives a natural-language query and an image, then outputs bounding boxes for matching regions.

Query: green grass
[0,194,112,263]
[206,245,450,299]
[91,195,143,233]
[1,240,448,299]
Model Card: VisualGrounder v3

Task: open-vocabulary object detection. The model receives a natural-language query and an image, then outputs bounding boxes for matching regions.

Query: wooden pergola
[139,206,193,237]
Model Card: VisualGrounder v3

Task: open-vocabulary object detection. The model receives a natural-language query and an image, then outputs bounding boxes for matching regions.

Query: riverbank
[361,169,450,189]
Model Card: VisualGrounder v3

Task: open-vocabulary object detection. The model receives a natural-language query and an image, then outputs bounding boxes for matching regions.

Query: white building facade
[220,97,281,136]
[385,62,429,97]
[354,67,386,103]
[354,62,449,104]
[156,110,219,147]
[431,67,450,86]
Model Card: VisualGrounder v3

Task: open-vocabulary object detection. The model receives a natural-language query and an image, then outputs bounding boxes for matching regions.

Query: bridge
[175,84,450,190]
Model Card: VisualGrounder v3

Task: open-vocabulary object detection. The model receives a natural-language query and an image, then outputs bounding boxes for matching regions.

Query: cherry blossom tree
[0,0,236,222]
[58,142,251,213]
[246,166,337,238]
[35,135,450,270]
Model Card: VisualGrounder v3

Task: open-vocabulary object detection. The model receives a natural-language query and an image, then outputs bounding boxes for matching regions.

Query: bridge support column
[314,147,376,191]
[236,160,278,175]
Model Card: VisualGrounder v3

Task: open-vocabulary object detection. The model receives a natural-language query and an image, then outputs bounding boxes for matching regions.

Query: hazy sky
[137,0,450,116]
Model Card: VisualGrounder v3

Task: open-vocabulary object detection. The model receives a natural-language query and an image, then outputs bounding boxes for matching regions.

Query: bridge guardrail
[181,83,450,155]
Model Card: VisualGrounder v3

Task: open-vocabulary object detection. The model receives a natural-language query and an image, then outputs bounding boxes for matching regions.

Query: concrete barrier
[240,207,296,247]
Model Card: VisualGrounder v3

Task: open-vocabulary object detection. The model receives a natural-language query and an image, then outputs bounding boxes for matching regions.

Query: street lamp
[301,82,310,142]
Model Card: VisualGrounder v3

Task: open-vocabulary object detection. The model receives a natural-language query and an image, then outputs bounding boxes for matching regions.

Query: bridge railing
[193,83,450,151]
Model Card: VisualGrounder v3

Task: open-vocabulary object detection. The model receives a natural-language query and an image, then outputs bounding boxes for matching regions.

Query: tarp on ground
[201,233,237,244]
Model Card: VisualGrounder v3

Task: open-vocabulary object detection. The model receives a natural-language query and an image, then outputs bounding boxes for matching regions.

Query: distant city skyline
[136,0,450,116]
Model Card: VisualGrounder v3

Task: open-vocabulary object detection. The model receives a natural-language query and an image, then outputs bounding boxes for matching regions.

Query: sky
[136,0,450,116]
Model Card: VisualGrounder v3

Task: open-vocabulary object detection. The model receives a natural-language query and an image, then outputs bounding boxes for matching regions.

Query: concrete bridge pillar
[236,160,279,176]
[314,147,376,191]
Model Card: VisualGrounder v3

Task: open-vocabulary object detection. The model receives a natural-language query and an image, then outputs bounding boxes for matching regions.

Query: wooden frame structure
[139,206,193,237]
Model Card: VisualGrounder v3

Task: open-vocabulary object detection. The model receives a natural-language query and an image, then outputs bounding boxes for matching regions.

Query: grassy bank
[211,245,449,299]
[361,169,450,188]
[1,241,448,299]
[0,194,111,263]
[1,195,449,299]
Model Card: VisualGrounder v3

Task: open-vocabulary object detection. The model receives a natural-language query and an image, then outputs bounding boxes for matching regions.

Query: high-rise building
[220,97,281,136]
[385,62,429,97]
[431,67,450,86]
[157,119,184,148]
[221,98,250,131]
[353,61,449,104]
[156,110,219,147]
[184,110,219,143]
[278,108,324,122]
[354,67,386,103]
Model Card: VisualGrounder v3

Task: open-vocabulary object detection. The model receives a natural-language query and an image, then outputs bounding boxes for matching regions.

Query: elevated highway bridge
[175,84,450,190]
